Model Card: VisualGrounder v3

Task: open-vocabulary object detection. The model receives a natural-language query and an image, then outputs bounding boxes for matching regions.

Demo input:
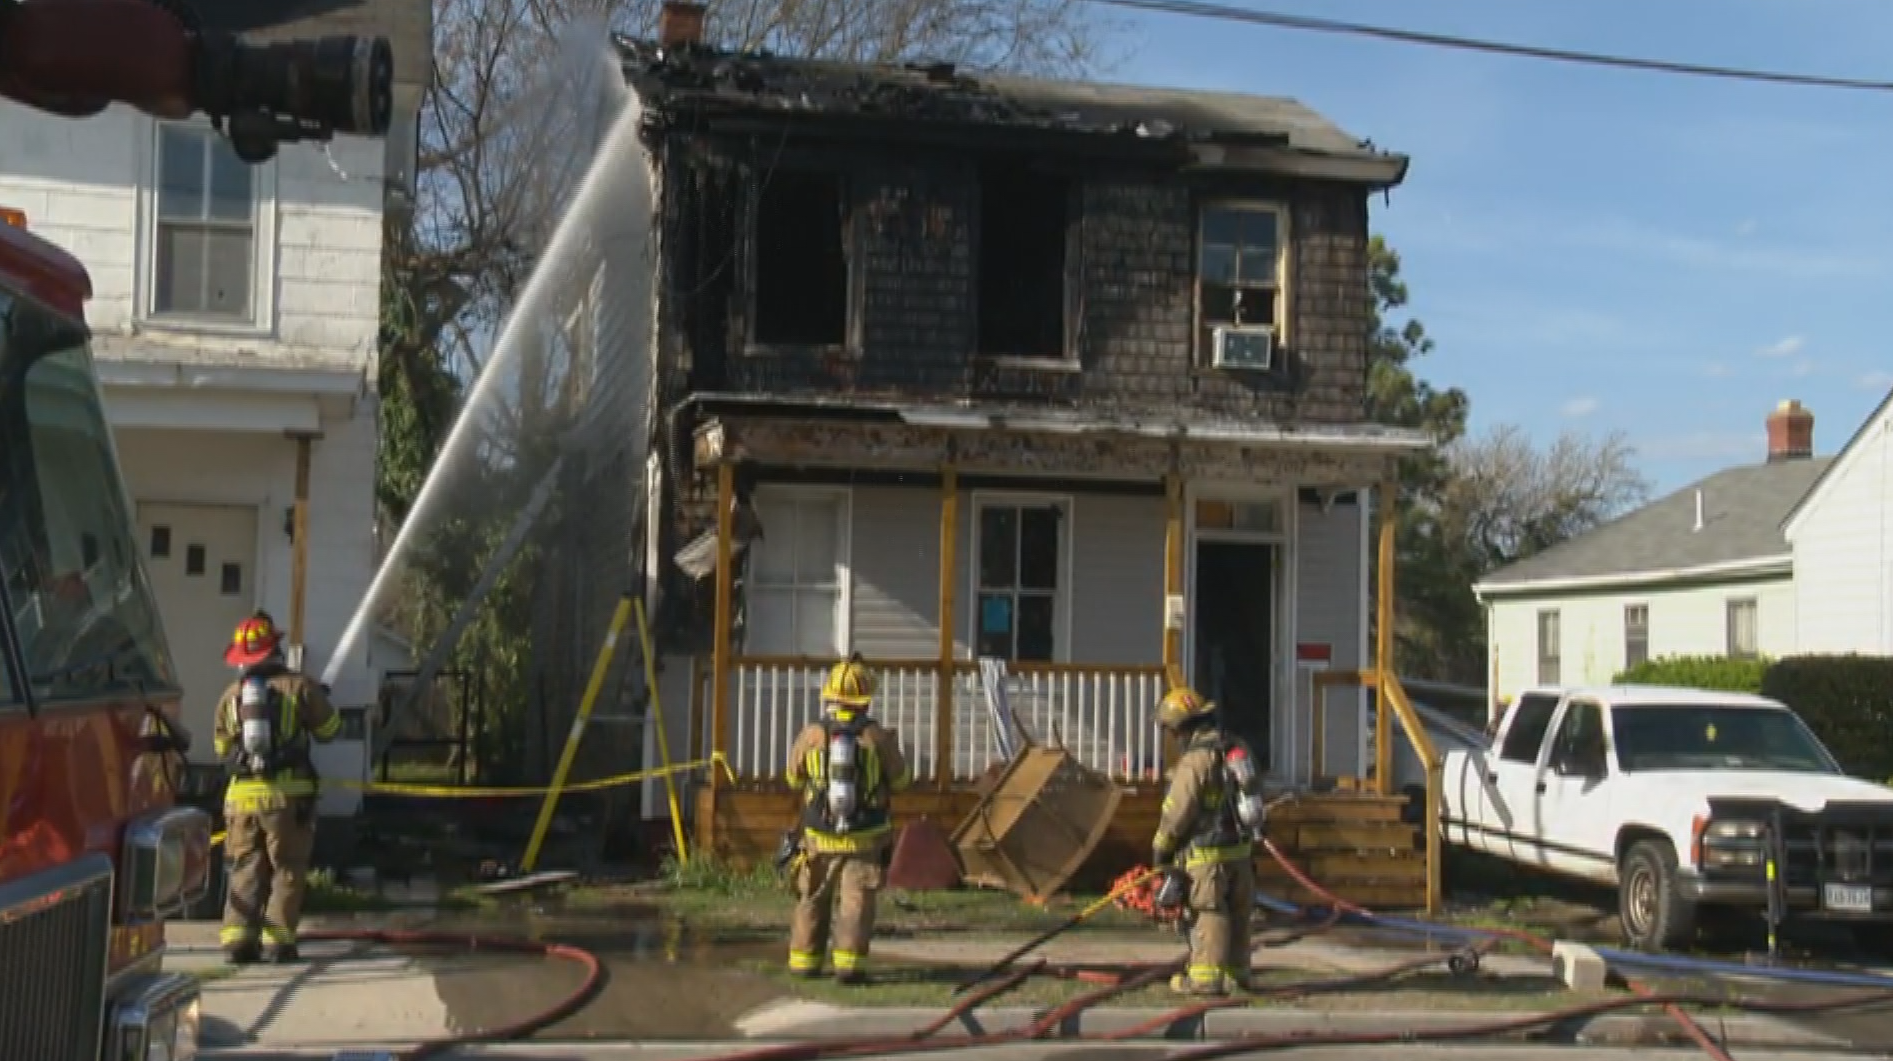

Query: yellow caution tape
[208,753,734,847]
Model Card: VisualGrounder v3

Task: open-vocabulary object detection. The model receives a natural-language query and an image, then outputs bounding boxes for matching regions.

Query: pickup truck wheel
[1619,839,1697,952]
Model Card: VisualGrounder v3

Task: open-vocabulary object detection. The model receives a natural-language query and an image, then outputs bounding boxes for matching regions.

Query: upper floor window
[152,124,257,322]
[977,160,1072,361]
[1197,202,1288,367]
[749,170,850,351]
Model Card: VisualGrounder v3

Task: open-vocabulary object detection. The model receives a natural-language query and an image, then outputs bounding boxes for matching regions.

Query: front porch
[679,401,1446,908]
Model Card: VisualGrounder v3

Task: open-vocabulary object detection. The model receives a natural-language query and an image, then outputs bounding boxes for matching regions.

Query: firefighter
[1149,685,1267,996]
[212,611,342,964]
[780,653,912,984]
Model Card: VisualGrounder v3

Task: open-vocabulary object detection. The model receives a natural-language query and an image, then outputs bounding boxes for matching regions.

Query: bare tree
[1397,425,1650,683]
[1441,425,1651,568]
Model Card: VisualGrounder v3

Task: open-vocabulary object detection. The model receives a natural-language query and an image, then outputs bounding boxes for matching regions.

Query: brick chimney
[1766,399,1814,462]
[659,1,706,49]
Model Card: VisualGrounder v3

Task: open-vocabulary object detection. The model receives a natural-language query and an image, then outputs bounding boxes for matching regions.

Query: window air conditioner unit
[1211,324,1274,370]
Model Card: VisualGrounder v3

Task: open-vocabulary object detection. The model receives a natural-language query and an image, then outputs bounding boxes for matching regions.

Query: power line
[1091,0,1893,93]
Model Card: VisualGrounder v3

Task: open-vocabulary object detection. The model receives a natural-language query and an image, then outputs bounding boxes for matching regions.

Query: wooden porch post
[706,463,736,851]
[934,467,958,791]
[286,431,318,656]
[1374,478,1397,795]
[1162,473,1184,769]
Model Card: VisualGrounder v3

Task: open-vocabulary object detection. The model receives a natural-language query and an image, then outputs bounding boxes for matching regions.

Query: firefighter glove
[1153,868,1188,912]
[773,830,800,872]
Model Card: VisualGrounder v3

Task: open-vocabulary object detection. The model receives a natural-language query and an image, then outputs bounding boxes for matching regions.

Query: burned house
[583,5,1436,890]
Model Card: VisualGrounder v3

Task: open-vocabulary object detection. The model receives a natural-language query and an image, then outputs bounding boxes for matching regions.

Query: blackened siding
[648,132,1378,632]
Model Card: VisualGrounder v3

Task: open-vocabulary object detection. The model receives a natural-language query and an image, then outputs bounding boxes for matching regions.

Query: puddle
[401,902,792,1039]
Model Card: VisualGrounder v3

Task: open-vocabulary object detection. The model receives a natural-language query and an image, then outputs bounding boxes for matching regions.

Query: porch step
[1277,821,1417,853]
[1268,795,1408,825]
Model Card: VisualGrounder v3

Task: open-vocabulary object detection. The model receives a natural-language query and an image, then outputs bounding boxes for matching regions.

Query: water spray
[326,33,651,688]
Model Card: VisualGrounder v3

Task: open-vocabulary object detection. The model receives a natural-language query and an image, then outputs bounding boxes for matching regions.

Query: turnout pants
[220,804,317,950]
[787,849,885,977]
[1179,857,1256,994]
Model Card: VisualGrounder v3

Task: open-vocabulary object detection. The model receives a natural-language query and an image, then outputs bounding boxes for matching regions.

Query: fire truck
[0,1,393,1057]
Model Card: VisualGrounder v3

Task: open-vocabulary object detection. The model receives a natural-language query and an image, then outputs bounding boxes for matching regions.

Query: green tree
[1363,236,1471,679]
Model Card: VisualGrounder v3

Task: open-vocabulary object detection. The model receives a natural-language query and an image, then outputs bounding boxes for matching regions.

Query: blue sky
[1112,0,1893,495]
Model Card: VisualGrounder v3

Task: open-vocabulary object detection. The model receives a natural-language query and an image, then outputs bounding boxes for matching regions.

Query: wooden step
[1269,796,1408,824]
[1256,851,1424,883]
[1287,821,1419,852]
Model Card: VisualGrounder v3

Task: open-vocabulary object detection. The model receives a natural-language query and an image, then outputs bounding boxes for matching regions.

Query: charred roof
[612,36,1409,187]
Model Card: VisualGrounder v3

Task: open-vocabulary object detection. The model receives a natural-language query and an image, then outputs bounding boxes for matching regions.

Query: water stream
[325,28,654,689]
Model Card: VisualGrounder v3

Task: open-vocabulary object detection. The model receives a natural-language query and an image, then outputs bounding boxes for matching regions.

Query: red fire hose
[302,848,1893,1061]
[1254,838,1736,1061]
[299,929,606,1061]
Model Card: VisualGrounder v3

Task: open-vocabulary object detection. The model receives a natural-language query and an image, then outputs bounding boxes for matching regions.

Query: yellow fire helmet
[1156,685,1216,730]
[821,653,875,713]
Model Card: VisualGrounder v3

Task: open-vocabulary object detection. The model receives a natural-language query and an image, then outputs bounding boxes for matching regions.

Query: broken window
[975,501,1063,662]
[752,171,849,347]
[1197,203,1286,364]
[977,162,1071,358]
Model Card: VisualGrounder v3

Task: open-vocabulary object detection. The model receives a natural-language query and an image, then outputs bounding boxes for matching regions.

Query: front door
[136,502,259,762]
[1191,540,1276,770]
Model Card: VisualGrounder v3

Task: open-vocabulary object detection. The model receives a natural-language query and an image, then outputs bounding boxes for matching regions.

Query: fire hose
[308,843,1893,1060]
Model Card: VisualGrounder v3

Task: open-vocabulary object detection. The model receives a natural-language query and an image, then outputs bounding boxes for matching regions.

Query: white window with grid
[149,123,263,324]
[745,489,849,656]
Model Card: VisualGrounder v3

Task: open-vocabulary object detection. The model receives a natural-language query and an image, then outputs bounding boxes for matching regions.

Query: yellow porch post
[934,467,958,791]
[1374,478,1397,796]
[1162,474,1185,769]
[702,462,736,854]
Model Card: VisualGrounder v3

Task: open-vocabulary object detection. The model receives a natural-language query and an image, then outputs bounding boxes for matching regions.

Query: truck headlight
[111,972,200,1061]
[121,807,214,924]
[1706,820,1765,841]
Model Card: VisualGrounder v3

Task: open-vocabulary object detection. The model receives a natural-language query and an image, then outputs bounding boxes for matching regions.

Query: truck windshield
[0,287,173,703]
[1611,704,1839,774]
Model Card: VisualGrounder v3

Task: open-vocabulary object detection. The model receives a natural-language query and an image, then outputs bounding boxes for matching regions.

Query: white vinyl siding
[1486,576,1798,700]
[1787,404,1893,655]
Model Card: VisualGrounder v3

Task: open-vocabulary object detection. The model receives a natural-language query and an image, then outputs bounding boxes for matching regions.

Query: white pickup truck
[1440,684,1893,952]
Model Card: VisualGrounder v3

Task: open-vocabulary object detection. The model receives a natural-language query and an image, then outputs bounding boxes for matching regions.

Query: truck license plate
[1823,883,1874,913]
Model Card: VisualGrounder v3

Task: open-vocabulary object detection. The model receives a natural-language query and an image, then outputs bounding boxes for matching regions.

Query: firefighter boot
[266,943,302,964]
[224,940,262,965]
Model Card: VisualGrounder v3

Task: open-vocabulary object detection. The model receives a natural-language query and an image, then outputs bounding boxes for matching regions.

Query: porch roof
[687,393,1432,486]
[93,335,366,433]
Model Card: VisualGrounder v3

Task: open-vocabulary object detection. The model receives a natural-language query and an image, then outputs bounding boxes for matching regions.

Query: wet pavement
[407,904,791,1040]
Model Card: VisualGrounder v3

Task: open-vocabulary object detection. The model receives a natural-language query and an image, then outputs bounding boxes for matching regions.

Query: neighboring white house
[0,1,431,815]
[1782,389,1893,655]
[1474,400,1832,718]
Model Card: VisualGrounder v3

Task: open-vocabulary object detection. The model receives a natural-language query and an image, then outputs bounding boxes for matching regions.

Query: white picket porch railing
[701,657,1167,783]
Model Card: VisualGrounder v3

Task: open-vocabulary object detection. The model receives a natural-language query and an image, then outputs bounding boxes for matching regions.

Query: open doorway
[1191,539,1278,769]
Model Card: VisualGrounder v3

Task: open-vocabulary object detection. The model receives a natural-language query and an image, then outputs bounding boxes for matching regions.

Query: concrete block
[1551,940,1608,992]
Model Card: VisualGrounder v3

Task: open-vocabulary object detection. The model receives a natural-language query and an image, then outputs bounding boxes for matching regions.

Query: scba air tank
[1225,745,1267,839]
[826,729,859,831]
[238,676,275,771]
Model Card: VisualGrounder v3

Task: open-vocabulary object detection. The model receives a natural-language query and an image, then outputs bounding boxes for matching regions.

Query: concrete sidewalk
[165,921,1867,1055]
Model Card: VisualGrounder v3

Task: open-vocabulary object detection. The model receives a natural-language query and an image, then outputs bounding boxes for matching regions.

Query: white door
[136,502,259,762]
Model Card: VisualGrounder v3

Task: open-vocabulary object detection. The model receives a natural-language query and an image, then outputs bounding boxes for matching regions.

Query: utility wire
[1091,0,1893,93]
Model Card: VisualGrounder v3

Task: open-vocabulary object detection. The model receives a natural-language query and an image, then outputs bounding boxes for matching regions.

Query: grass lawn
[742,959,1639,1013]
[626,857,1151,935]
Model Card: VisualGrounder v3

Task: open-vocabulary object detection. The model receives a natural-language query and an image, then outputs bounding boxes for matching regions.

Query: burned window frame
[741,166,860,355]
[971,159,1080,364]
[1192,198,1291,368]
